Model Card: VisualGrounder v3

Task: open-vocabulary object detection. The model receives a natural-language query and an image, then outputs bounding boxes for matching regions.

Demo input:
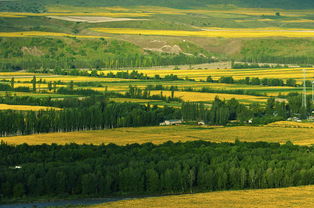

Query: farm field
[92,27,314,38]
[89,185,314,208]
[102,67,314,81]
[0,104,61,111]
[150,90,268,103]
[3,124,314,146]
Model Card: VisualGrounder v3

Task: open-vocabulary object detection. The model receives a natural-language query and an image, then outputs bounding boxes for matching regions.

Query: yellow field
[0,104,61,111]
[0,72,39,76]
[0,31,108,39]
[283,19,314,23]
[3,124,314,146]
[150,90,267,103]
[90,185,314,208]
[267,121,314,128]
[102,67,314,81]
[0,74,135,83]
[92,27,314,38]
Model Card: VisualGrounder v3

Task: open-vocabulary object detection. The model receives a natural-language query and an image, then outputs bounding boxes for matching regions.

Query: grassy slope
[88,185,314,208]
[2,124,314,146]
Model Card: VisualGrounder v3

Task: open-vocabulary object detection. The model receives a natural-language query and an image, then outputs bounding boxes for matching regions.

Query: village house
[160,119,183,126]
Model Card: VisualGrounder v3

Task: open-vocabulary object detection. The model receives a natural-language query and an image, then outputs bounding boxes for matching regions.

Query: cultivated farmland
[3,124,314,146]
[89,185,314,208]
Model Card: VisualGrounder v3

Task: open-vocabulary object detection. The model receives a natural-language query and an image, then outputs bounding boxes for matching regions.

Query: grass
[92,27,314,38]
[3,124,314,146]
[0,31,108,39]
[88,185,314,208]
[0,104,61,111]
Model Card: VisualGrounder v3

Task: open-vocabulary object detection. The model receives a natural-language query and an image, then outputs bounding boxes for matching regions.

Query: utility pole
[312,81,314,104]
[302,68,307,109]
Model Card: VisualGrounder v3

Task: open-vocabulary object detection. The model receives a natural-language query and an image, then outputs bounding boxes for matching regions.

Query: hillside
[1,0,314,12]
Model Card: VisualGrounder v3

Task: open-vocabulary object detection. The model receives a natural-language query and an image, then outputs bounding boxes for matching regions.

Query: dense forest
[1,141,314,200]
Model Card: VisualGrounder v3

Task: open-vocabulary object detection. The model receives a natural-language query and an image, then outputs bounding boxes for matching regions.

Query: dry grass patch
[92,27,314,38]
[0,104,61,111]
[90,185,314,208]
[3,125,314,146]
[47,16,147,23]
[150,90,267,103]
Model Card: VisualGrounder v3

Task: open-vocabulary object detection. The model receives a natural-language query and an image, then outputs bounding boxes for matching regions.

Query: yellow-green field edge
[87,185,314,208]
[2,123,314,146]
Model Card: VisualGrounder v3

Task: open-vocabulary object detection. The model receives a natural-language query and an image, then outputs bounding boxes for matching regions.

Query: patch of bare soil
[47,16,147,23]
[144,43,182,54]
[21,47,44,56]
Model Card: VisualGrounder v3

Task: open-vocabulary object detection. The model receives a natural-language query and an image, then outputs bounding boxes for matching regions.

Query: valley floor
[88,185,314,208]
[2,122,314,146]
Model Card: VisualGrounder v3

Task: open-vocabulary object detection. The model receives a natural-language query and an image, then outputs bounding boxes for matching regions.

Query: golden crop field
[150,90,267,103]
[283,19,314,23]
[0,31,109,39]
[267,121,314,128]
[92,27,314,38]
[90,185,314,208]
[3,124,314,146]
[1,75,134,83]
[0,104,61,111]
[102,67,314,81]
[0,72,40,76]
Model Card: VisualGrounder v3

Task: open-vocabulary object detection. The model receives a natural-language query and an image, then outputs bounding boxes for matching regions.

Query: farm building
[160,119,183,126]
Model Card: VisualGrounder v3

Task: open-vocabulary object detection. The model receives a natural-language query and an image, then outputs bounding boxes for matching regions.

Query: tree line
[0,101,180,137]
[1,140,314,200]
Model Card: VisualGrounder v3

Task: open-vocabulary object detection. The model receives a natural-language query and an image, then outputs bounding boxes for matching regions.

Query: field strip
[0,31,108,39]
[91,27,314,38]
[0,12,152,18]
[47,16,148,23]
[2,125,314,146]
[0,104,61,111]
[89,185,314,208]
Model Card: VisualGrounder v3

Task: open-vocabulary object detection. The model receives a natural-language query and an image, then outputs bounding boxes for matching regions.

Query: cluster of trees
[182,98,253,125]
[206,75,301,87]
[0,101,180,136]
[232,62,286,69]
[0,38,212,72]
[0,94,108,109]
[182,94,313,125]
[55,69,182,81]
[1,140,314,200]
[125,85,182,102]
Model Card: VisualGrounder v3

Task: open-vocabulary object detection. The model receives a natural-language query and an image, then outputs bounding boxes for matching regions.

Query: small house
[160,119,183,126]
